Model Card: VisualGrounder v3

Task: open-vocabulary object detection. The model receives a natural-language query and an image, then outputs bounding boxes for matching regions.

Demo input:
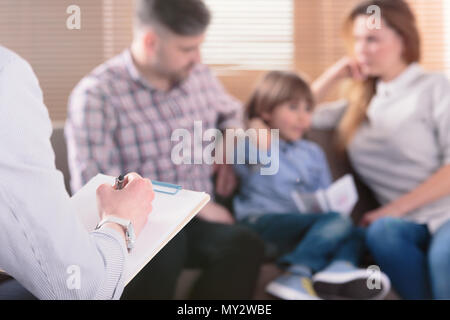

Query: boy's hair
[135,0,211,36]
[245,71,315,120]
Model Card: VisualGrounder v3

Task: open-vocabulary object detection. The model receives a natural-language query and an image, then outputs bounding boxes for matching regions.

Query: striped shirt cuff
[90,227,128,300]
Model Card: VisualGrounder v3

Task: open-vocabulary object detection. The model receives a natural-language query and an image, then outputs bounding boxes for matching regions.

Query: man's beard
[168,63,196,85]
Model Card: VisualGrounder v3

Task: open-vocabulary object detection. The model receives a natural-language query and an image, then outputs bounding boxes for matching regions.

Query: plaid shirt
[65,49,242,195]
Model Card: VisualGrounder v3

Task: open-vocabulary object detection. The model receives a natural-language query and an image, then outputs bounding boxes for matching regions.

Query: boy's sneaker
[312,261,391,300]
[266,273,321,300]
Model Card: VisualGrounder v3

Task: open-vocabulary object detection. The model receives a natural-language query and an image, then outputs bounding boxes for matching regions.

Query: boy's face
[262,100,313,142]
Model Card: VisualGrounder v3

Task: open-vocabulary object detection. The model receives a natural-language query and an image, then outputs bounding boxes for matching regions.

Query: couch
[1,124,399,299]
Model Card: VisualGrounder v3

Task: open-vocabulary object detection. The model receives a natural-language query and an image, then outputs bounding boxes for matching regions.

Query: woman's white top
[313,63,450,233]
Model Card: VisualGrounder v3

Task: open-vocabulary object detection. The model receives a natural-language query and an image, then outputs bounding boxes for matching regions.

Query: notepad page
[324,174,358,217]
[69,174,210,284]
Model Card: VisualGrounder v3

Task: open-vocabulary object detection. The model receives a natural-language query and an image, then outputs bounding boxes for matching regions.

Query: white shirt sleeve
[312,99,348,130]
[431,74,450,166]
[0,47,128,300]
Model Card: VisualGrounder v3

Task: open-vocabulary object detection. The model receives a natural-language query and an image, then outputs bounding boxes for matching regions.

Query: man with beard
[65,0,264,299]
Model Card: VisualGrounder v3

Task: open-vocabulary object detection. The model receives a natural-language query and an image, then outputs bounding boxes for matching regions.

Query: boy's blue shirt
[233,138,333,221]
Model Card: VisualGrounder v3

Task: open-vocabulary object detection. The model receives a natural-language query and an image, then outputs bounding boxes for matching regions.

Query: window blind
[0,0,133,122]
[408,0,450,76]
[202,0,294,72]
[0,1,449,120]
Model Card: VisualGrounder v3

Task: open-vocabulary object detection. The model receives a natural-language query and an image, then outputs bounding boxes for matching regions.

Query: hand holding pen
[96,172,155,237]
[114,174,127,190]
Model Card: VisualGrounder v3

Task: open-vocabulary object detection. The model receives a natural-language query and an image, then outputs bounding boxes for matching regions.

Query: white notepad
[291,174,358,217]
[70,174,210,285]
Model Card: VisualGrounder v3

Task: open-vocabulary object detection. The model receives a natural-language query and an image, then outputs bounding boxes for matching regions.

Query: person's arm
[0,51,151,300]
[311,57,366,104]
[310,58,366,131]
[361,75,450,226]
[65,78,122,193]
[204,66,244,131]
[246,118,272,150]
[314,145,333,189]
[195,66,244,221]
[213,115,274,199]
[205,66,243,197]
[361,165,450,227]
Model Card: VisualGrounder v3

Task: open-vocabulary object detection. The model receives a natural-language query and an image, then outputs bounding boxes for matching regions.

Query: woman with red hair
[312,0,450,299]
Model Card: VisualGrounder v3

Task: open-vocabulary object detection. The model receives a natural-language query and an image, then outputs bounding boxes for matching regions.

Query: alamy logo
[66,265,81,290]
[366,5,381,30]
[66,5,81,30]
[171,121,280,175]
[367,265,382,290]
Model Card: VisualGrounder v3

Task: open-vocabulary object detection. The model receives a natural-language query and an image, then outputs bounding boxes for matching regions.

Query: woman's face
[352,15,406,79]
[262,100,313,142]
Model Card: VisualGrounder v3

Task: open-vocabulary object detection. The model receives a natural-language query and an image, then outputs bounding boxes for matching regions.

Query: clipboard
[70,174,210,285]
[152,180,183,195]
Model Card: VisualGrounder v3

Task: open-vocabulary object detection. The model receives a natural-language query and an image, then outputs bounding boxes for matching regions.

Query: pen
[115,174,126,190]
[114,174,182,195]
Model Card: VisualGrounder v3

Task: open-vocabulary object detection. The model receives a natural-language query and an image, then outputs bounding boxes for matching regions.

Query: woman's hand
[329,57,367,82]
[360,165,450,228]
[312,57,367,103]
[359,204,404,227]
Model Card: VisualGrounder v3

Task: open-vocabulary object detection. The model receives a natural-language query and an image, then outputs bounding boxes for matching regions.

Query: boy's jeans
[240,212,366,273]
